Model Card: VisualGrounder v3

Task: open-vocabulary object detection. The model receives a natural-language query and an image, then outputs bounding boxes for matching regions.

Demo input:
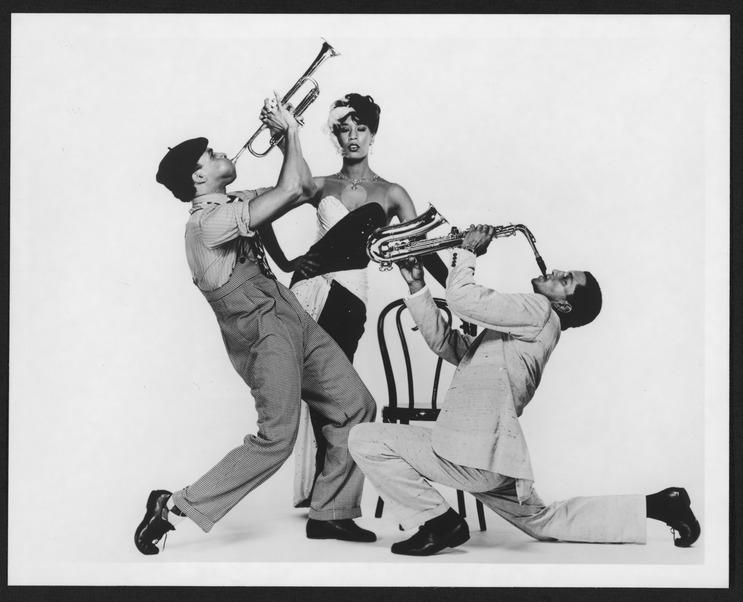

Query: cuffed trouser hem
[308,506,362,521]
[399,501,452,531]
[625,494,648,544]
[171,490,216,533]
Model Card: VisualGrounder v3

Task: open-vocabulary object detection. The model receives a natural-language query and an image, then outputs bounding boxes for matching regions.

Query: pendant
[341,183,368,209]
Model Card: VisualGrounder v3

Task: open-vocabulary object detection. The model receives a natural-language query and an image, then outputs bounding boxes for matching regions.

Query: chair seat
[382,406,440,422]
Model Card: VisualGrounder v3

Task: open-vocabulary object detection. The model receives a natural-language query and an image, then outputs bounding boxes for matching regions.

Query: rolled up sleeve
[198,188,271,250]
[199,201,254,248]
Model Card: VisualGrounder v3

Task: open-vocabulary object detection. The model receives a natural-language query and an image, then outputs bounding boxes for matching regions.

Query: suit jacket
[405,249,561,499]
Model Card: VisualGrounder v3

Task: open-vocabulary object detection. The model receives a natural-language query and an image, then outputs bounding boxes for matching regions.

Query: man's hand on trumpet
[461,224,495,257]
[259,91,300,136]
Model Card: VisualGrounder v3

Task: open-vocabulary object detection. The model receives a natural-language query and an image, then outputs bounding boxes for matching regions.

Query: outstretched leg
[475,483,700,547]
[473,484,648,544]
[134,286,306,555]
[169,278,309,534]
[171,326,303,532]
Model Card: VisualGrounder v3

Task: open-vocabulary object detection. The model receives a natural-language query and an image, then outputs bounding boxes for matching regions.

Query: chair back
[377,298,452,417]
[373,297,489,531]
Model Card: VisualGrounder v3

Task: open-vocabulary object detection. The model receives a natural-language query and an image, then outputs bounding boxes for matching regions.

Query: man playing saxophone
[349,225,700,556]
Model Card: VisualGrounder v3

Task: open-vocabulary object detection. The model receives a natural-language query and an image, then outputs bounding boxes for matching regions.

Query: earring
[552,300,573,314]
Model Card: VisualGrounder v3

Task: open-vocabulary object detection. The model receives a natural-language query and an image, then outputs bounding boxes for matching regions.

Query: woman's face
[335,115,374,159]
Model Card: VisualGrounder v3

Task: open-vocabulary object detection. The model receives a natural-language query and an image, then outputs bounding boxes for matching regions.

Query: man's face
[531,270,586,301]
[193,147,236,187]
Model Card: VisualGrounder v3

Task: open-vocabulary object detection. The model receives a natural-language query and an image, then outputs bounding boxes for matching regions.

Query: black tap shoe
[657,487,701,547]
[134,489,176,555]
[391,515,470,556]
[306,518,377,542]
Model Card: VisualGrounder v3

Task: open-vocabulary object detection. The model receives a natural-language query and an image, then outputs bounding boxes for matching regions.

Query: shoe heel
[146,489,172,512]
[447,523,470,549]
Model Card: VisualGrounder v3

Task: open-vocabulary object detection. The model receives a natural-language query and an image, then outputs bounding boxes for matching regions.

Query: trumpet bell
[242,76,321,159]
[233,39,341,162]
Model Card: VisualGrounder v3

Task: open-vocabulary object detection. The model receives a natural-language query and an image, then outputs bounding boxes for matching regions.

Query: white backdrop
[9,14,728,587]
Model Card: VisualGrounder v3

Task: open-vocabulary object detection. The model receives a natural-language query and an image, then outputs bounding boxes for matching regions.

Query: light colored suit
[349,249,646,543]
[410,248,560,501]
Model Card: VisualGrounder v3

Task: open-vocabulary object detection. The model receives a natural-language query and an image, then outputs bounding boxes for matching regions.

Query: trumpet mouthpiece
[231,147,246,164]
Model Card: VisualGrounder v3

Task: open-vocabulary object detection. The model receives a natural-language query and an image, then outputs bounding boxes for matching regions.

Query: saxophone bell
[366,204,547,276]
[366,204,450,270]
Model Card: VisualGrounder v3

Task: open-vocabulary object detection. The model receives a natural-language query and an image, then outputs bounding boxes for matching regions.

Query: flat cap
[156,137,208,201]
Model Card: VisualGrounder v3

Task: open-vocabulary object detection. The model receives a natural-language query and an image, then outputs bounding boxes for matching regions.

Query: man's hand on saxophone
[397,224,496,294]
[460,224,496,256]
[397,257,426,295]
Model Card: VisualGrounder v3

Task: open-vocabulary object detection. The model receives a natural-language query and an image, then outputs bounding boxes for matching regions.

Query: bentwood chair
[373,298,486,531]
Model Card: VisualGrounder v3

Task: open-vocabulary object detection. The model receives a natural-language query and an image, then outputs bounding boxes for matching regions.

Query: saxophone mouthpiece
[536,256,547,277]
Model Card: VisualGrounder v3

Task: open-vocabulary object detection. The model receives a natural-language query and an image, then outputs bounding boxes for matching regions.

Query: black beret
[156,137,208,201]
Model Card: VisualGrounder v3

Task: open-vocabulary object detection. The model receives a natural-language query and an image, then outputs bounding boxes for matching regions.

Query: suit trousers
[349,423,646,543]
[172,259,376,532]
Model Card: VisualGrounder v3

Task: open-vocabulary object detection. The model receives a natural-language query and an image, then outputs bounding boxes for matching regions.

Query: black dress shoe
[391,516,470,556]
[655,487,701,547]
[306,518,377,542]
[134,489,176,555]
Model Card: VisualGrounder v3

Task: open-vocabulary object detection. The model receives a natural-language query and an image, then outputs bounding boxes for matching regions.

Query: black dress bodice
[290,202,387,287]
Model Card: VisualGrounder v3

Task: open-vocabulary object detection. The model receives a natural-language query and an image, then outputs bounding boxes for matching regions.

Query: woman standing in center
[259,93,448,507]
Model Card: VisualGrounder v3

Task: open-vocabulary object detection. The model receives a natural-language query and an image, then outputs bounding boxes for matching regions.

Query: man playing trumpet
[135,94,377,555]
[349,225,700,556]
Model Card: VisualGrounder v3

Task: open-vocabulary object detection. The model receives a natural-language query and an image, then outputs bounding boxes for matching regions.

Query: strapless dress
[291,197,386,507]
[289,196,386,320]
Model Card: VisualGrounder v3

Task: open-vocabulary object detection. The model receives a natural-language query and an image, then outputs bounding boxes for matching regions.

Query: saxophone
[366,204,547,276]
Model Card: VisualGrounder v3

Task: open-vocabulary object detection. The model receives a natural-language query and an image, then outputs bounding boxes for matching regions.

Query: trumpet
[231,39,340,163]
[366,204,548,276]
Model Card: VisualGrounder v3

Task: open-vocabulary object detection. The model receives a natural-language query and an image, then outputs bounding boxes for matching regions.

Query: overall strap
[228,194,275,279]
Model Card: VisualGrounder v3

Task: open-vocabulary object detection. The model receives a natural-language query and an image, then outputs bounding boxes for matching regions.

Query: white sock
[166,497,187,526]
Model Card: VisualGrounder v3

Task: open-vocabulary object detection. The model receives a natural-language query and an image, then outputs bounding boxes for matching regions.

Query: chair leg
[476,499,487,531]
[373,416,392,520]
[374,496,384,518]
[456,489,466,517]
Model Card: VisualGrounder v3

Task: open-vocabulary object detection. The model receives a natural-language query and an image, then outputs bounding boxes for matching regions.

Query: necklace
[334,171,381,190]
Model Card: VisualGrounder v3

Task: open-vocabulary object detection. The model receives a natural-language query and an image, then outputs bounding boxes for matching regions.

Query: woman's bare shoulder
[313,175,329,188]
[317,174,345,188]
[306,175,331,207]
[382,181,412,202]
